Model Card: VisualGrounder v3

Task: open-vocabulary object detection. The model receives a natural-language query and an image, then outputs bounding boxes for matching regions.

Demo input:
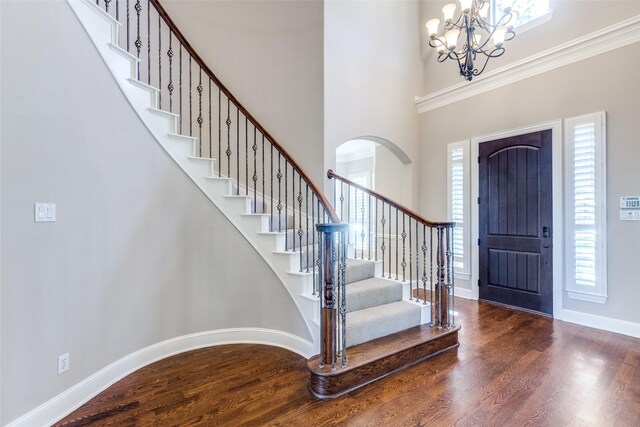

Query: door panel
[479,130,553,314]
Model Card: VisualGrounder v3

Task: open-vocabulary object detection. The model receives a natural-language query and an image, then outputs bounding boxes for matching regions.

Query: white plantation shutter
[565,112,607,302]
[448,141,470,279]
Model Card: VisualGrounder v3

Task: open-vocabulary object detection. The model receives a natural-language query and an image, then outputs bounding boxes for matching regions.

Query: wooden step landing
[307,324,460,399]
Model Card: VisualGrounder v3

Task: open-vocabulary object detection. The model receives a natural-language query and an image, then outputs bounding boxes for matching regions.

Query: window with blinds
[447,141,470,280]
[347,173,371,254]
[565,112,607,303]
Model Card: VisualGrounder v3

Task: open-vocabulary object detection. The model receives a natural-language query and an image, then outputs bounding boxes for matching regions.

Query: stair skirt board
[308,325,460,399]
[5,329,314,427]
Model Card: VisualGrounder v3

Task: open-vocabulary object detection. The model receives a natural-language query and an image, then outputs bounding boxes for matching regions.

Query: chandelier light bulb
[458,0,473,13]
[442,4,457,22]
[445,29,460,50]
[426,19,441,37]
[493,26,508,47]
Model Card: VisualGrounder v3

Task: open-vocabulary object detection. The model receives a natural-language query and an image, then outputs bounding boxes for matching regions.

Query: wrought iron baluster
[105,0,110,14]
[422,224,428,305]
[306,184,310,273]
[270,144,274,230]
[126,0,130,52]
[116,0,119,20]
[208,80,211,158]
[395,208,399,280]
[189,56,192,137]
[347,185,351,252]
[339,182,344,223]
[167,32,173,112]
[245,118,248,196]
[218,88,221,175]
[285,161,288,249]
[416,220,420,303]
[368,194,372,260]
[312,194,316,291]
[262,135,265,214]
[179,46,182,133]
[381,201,385,276]
[298,175,303,271]
[147,0,150,85]
[292,168,296,252]
[340,230,347,368]
[252,127,257,211]
[408,217,412,296]
[401,212,406,282]
[197,68,203,156]
[277,153,282,232]
[361,189,365,260]
[226,98,231,177]
[134,0,141,79]
[430,227,434,325]
[158,12,161,109]
[375,197,378,261]
[388,203,392,279]
[446,226,452,327]
[236,109,239,194]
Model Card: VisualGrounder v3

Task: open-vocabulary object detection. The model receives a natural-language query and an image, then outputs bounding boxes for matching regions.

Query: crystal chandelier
[426,0,518,81]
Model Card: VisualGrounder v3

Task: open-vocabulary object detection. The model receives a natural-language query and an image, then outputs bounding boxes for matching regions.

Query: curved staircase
[67,0,459,403]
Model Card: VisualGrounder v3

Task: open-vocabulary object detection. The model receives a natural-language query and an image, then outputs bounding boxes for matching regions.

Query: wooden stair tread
[307,324,460,399]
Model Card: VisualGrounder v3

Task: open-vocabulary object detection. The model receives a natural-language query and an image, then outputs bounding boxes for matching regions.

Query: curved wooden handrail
[327,170,454,228]
[150,0,339,224]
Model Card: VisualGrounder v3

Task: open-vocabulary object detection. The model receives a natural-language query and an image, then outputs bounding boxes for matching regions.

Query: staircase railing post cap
[316,223,349,233]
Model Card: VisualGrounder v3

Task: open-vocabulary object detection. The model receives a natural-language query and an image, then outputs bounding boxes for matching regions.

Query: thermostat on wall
[620,196,640,209]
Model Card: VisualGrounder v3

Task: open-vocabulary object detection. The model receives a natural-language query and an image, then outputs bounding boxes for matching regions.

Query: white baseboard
[560,310,640,339]
[454,286,475,300]
[6,328,314,427]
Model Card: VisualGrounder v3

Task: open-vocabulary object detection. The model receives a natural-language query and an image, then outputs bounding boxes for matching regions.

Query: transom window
[492,0,550,27]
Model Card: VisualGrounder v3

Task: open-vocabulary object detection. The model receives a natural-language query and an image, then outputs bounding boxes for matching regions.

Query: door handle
[542,226,550,238]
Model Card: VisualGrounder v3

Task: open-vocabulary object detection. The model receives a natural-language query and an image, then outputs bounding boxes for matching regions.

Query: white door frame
[470,120,564,318]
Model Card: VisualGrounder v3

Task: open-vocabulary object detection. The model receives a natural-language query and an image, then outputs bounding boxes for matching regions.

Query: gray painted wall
[160,0,325,185]
[418,43,640,323]
[324,0,421,208]
[0,1,309,423]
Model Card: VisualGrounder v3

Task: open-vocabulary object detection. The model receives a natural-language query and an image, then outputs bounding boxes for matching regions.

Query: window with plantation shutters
[565,112,607,303]
[448,141,470,280]
[348,173,371,255]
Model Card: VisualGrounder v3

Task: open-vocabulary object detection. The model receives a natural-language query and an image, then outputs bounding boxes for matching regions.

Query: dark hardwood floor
[56,298,640,426]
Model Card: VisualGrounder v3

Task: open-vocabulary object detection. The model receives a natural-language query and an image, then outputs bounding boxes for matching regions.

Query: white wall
[160,0,325,184]
[324,0,422,209]
[0,1,310,423]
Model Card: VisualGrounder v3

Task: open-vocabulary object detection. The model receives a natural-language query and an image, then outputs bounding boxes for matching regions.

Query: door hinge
[478,279,481,287]
[477,196,480,204]
[477,156,481,164]
[477,238,481,246]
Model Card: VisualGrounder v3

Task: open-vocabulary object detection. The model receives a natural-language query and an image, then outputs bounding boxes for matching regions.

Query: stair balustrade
[90,0,454,374]
[328,170,456,328]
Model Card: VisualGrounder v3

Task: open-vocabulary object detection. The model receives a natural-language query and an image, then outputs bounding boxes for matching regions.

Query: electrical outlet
[58,353,69,374]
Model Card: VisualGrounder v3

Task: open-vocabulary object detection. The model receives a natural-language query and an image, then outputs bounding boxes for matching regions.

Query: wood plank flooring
[55,298,640,426]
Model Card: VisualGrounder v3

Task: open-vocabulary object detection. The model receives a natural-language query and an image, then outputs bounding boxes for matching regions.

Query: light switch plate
[34,203,56,222]
[620,210,640,221]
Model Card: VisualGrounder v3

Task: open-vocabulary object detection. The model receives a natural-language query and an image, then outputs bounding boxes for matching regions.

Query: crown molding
[415,15,640,113]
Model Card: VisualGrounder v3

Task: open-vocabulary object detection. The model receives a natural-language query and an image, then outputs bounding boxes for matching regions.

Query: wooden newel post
[316,223,349,368]
[435,225,449,327]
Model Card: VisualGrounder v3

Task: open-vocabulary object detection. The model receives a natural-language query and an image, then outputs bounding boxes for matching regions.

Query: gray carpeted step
[346,301,421,347]
[346,277,402,313]
[346,258,376,283]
